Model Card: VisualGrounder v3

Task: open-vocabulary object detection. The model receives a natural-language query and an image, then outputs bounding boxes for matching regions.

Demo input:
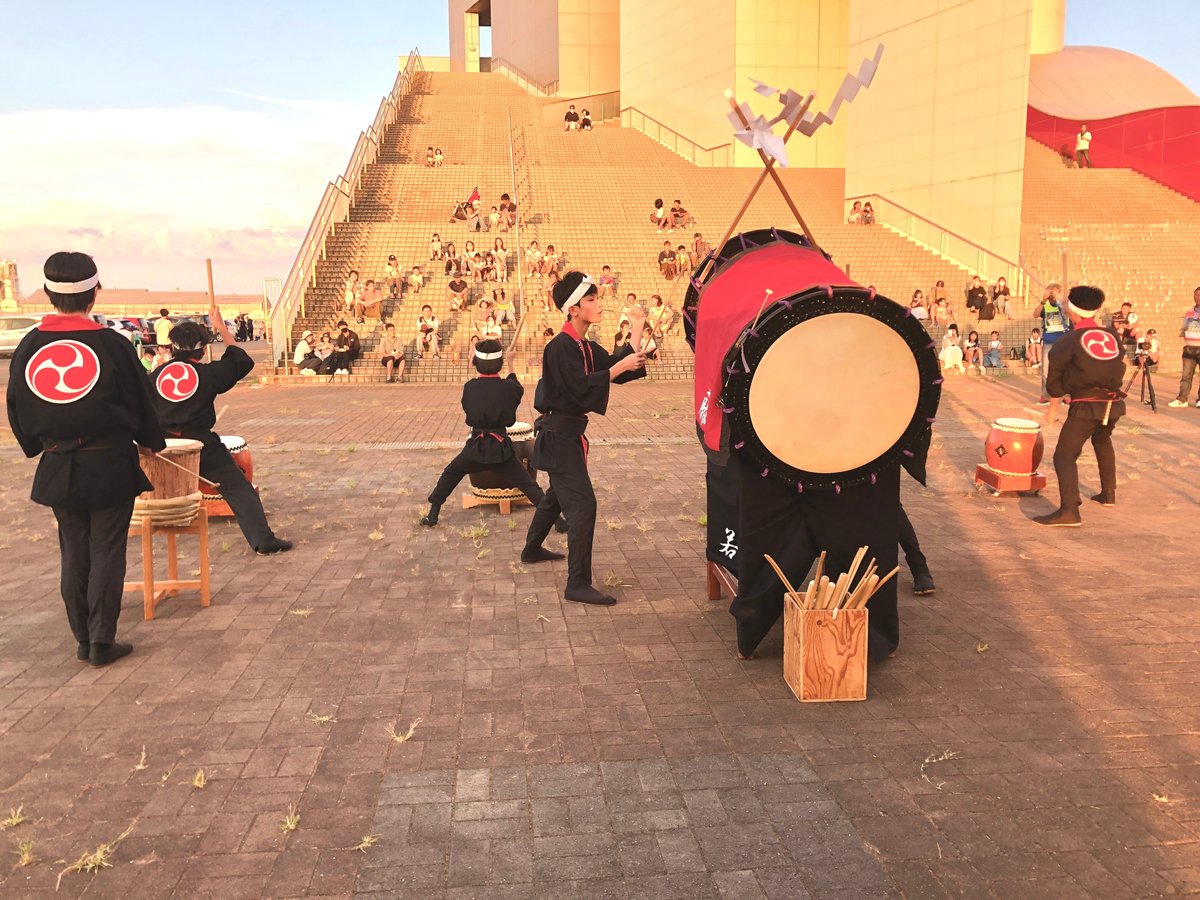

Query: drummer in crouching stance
[419,339,563,528]
[522,271,647,605]
[151,307,292,555]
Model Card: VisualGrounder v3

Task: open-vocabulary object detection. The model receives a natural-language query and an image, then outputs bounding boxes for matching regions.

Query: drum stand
[1124,356,1157,412]
[124,509,212,620]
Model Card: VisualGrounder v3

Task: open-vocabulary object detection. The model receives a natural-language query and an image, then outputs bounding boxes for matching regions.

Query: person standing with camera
[1168,287,1200,409]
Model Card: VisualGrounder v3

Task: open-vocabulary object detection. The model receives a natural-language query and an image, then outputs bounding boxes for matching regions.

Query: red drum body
[470,422,534,494]
[202,435,256,518]
[975,418,1047,494]
[686,229,941,490]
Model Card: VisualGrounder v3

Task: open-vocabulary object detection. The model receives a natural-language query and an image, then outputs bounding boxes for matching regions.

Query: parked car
[0,312,109,356]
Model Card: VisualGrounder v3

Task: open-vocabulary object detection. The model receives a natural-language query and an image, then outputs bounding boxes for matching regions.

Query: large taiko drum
[469,422,534,495]
[686,229,941,490]
[201,435,256,518]
[134,438,203,526]
[975,417,1047,494]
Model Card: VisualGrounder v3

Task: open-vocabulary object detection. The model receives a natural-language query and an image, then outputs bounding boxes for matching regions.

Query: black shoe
[554,516,569,534]
[911,567,936,596]
[256,537,293,555]
[564,584,617,606]
[420,505,441,527]
[77,641,90,661]
[521,546,565,564]
[1089,493,1116,507]
[90,642,133,667]
[1032,507,1082,527]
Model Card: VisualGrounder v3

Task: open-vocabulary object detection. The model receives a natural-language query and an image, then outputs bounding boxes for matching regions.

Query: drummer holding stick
[419,339,564,529]
[1035,286,1126,527]
[150,301,292,554]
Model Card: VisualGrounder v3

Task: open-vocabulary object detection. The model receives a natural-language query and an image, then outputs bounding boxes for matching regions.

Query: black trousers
[1053,414,1118,508]
[201,442,275,550]
[730,458,901,662]
[429,454,544,507]
[525,438,597,588]
[898,503,927,571]
[52,497,135,645]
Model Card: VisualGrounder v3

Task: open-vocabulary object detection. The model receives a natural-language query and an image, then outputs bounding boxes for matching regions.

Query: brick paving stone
[2,372,1200,896]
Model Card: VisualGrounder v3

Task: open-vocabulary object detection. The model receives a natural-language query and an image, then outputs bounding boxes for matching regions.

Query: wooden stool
[706,561,737,601]
[461,489,532,516]
[124,508,211,620]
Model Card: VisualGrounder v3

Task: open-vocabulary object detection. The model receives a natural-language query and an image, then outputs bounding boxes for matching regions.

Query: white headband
[1067,300,1100,316]
[45,274,99,294]
[474,348,503,360]
[561,275,595,313]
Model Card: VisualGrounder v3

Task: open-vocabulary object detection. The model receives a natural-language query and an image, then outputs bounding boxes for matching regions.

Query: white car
[0,312,109,356]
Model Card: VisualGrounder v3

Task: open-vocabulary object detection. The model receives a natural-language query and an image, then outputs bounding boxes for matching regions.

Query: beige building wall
[845,0,1034,261]
[451,0,561,83]
[557,0,620,96]
[619,0,737,153]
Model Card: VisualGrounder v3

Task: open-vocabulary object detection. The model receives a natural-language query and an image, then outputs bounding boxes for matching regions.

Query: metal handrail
[620,107,732,167]
[844,192,1033,303]
[490,56,558,96]
[270,48,424,370]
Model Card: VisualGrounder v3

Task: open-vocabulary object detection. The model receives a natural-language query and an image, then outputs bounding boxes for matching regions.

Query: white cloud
[0,99,373,292]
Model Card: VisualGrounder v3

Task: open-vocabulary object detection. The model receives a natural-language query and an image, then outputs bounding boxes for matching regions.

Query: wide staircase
[1020,137,1200,363]
[283,70,990,382]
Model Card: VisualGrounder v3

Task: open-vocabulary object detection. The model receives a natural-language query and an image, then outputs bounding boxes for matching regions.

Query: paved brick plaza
[1,366,1199,898]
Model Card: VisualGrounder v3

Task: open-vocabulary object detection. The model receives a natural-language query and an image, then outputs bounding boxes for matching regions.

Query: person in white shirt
[293,329,321,374]
[154,308,172,346]
[1076,123,1093,168]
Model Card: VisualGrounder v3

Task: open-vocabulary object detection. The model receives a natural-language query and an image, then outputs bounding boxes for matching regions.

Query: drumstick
[803,577,818,610]
[214,404,229,425]
[848,574,878,610]
[844,565,876,611]
[764,554,802,602]
[812,552,826,590]
[828,573,850,610]
[749,288,775,335]
[142,447,221,488]
[845,547,868,591]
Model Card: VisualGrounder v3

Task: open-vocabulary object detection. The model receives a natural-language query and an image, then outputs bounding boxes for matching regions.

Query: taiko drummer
[6,252,166,667]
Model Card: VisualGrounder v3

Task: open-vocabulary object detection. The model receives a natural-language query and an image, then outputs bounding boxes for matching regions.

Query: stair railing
[844,192,1032,305]
[271,48,424,371]
[620,107,733,167]
[490,56,558,96]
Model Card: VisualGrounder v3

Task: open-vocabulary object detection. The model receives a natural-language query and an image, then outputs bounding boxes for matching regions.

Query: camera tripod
[1124,354,1157,412]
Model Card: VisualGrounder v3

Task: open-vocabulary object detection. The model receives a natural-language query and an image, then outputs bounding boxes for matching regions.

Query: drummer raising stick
[419,338,564,529]
[150,266,292,555]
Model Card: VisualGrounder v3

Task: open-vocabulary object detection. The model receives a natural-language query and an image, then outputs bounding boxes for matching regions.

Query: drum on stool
[975,417,1047,494]
[201,434,257,518]
[135,438,203,526]
[466,422,535,511]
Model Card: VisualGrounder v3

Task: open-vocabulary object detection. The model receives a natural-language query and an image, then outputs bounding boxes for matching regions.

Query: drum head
[749,314,919,474]
[994,417,1039,431]
[220,435,247,451]
[164,438,203,453]
[723,286,940,489]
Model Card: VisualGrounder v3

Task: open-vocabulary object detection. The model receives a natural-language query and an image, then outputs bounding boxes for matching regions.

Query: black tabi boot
[89,641,133,668]
[911,565,936,596]
[419,503,441,527]
[1033,506,1082,527]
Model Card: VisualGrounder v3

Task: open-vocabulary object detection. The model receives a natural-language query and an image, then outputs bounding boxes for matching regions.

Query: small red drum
[201,435,256,518]
[975,417,1047,494]
[470,422,534,495]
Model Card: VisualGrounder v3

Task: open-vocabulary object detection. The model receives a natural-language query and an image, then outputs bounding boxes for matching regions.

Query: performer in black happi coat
[151,306,291,554]
[6,252,165,666]
[1035,285,1126,527]
[522,271,647,605]
[419,339,564,528]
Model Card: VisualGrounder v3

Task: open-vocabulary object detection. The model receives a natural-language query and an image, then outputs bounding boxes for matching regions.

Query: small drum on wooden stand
[975,417,1047,494]
[464,422,534,515]
[134,438,203,526]
[202,435,256,518]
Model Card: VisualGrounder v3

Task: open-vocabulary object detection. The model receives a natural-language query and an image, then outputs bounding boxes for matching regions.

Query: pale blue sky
[1,2,1195,292]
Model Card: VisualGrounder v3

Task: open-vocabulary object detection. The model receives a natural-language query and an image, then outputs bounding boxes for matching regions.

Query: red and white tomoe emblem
[24,340,101,404]
[1081,329,1121,361]
[156,361,199,402]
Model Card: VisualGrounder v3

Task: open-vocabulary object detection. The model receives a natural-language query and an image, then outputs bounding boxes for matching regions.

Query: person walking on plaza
[1075,123,1093,168]
[1037,284,1069,404]
[152,304,292,554]
[6,252,166,666]
[521,272,647,606]
[1168,287,1200,408]
[1034,286,1126,527]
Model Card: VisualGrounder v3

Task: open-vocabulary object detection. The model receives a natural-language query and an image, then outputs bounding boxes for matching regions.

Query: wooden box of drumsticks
[768,548,895,702]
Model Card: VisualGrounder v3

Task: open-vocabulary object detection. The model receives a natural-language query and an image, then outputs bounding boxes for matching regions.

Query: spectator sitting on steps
[417,305,440,359]
[658,241,678,280]
[447,274,470,312]
[992,276,1011,317]
[670,200,692,229]
[425,146,435,167]
[328,321,360,375]
[910,290,928,321]
[379,322,406,383]
[543,244,561,277]
[564,104,580,131]
[525,240,544,278]
[648,296,674,338]
[294,329,322,375]
[406,266,423,300]
[1026,327,1042,367]
[385,255,402,298]
[499,193,516,230]
[964,330,983,371]
[847,201,863,224]
[597,265,615,299]
[430,233,443,261]
[581,109,592,130]
[651,198,669,232]
[434,148,444,167]
[984,331,1003,368]
[861,202,875,225]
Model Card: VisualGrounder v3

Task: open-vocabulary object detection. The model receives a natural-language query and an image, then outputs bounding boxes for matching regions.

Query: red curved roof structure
[1026,46,1200,201]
